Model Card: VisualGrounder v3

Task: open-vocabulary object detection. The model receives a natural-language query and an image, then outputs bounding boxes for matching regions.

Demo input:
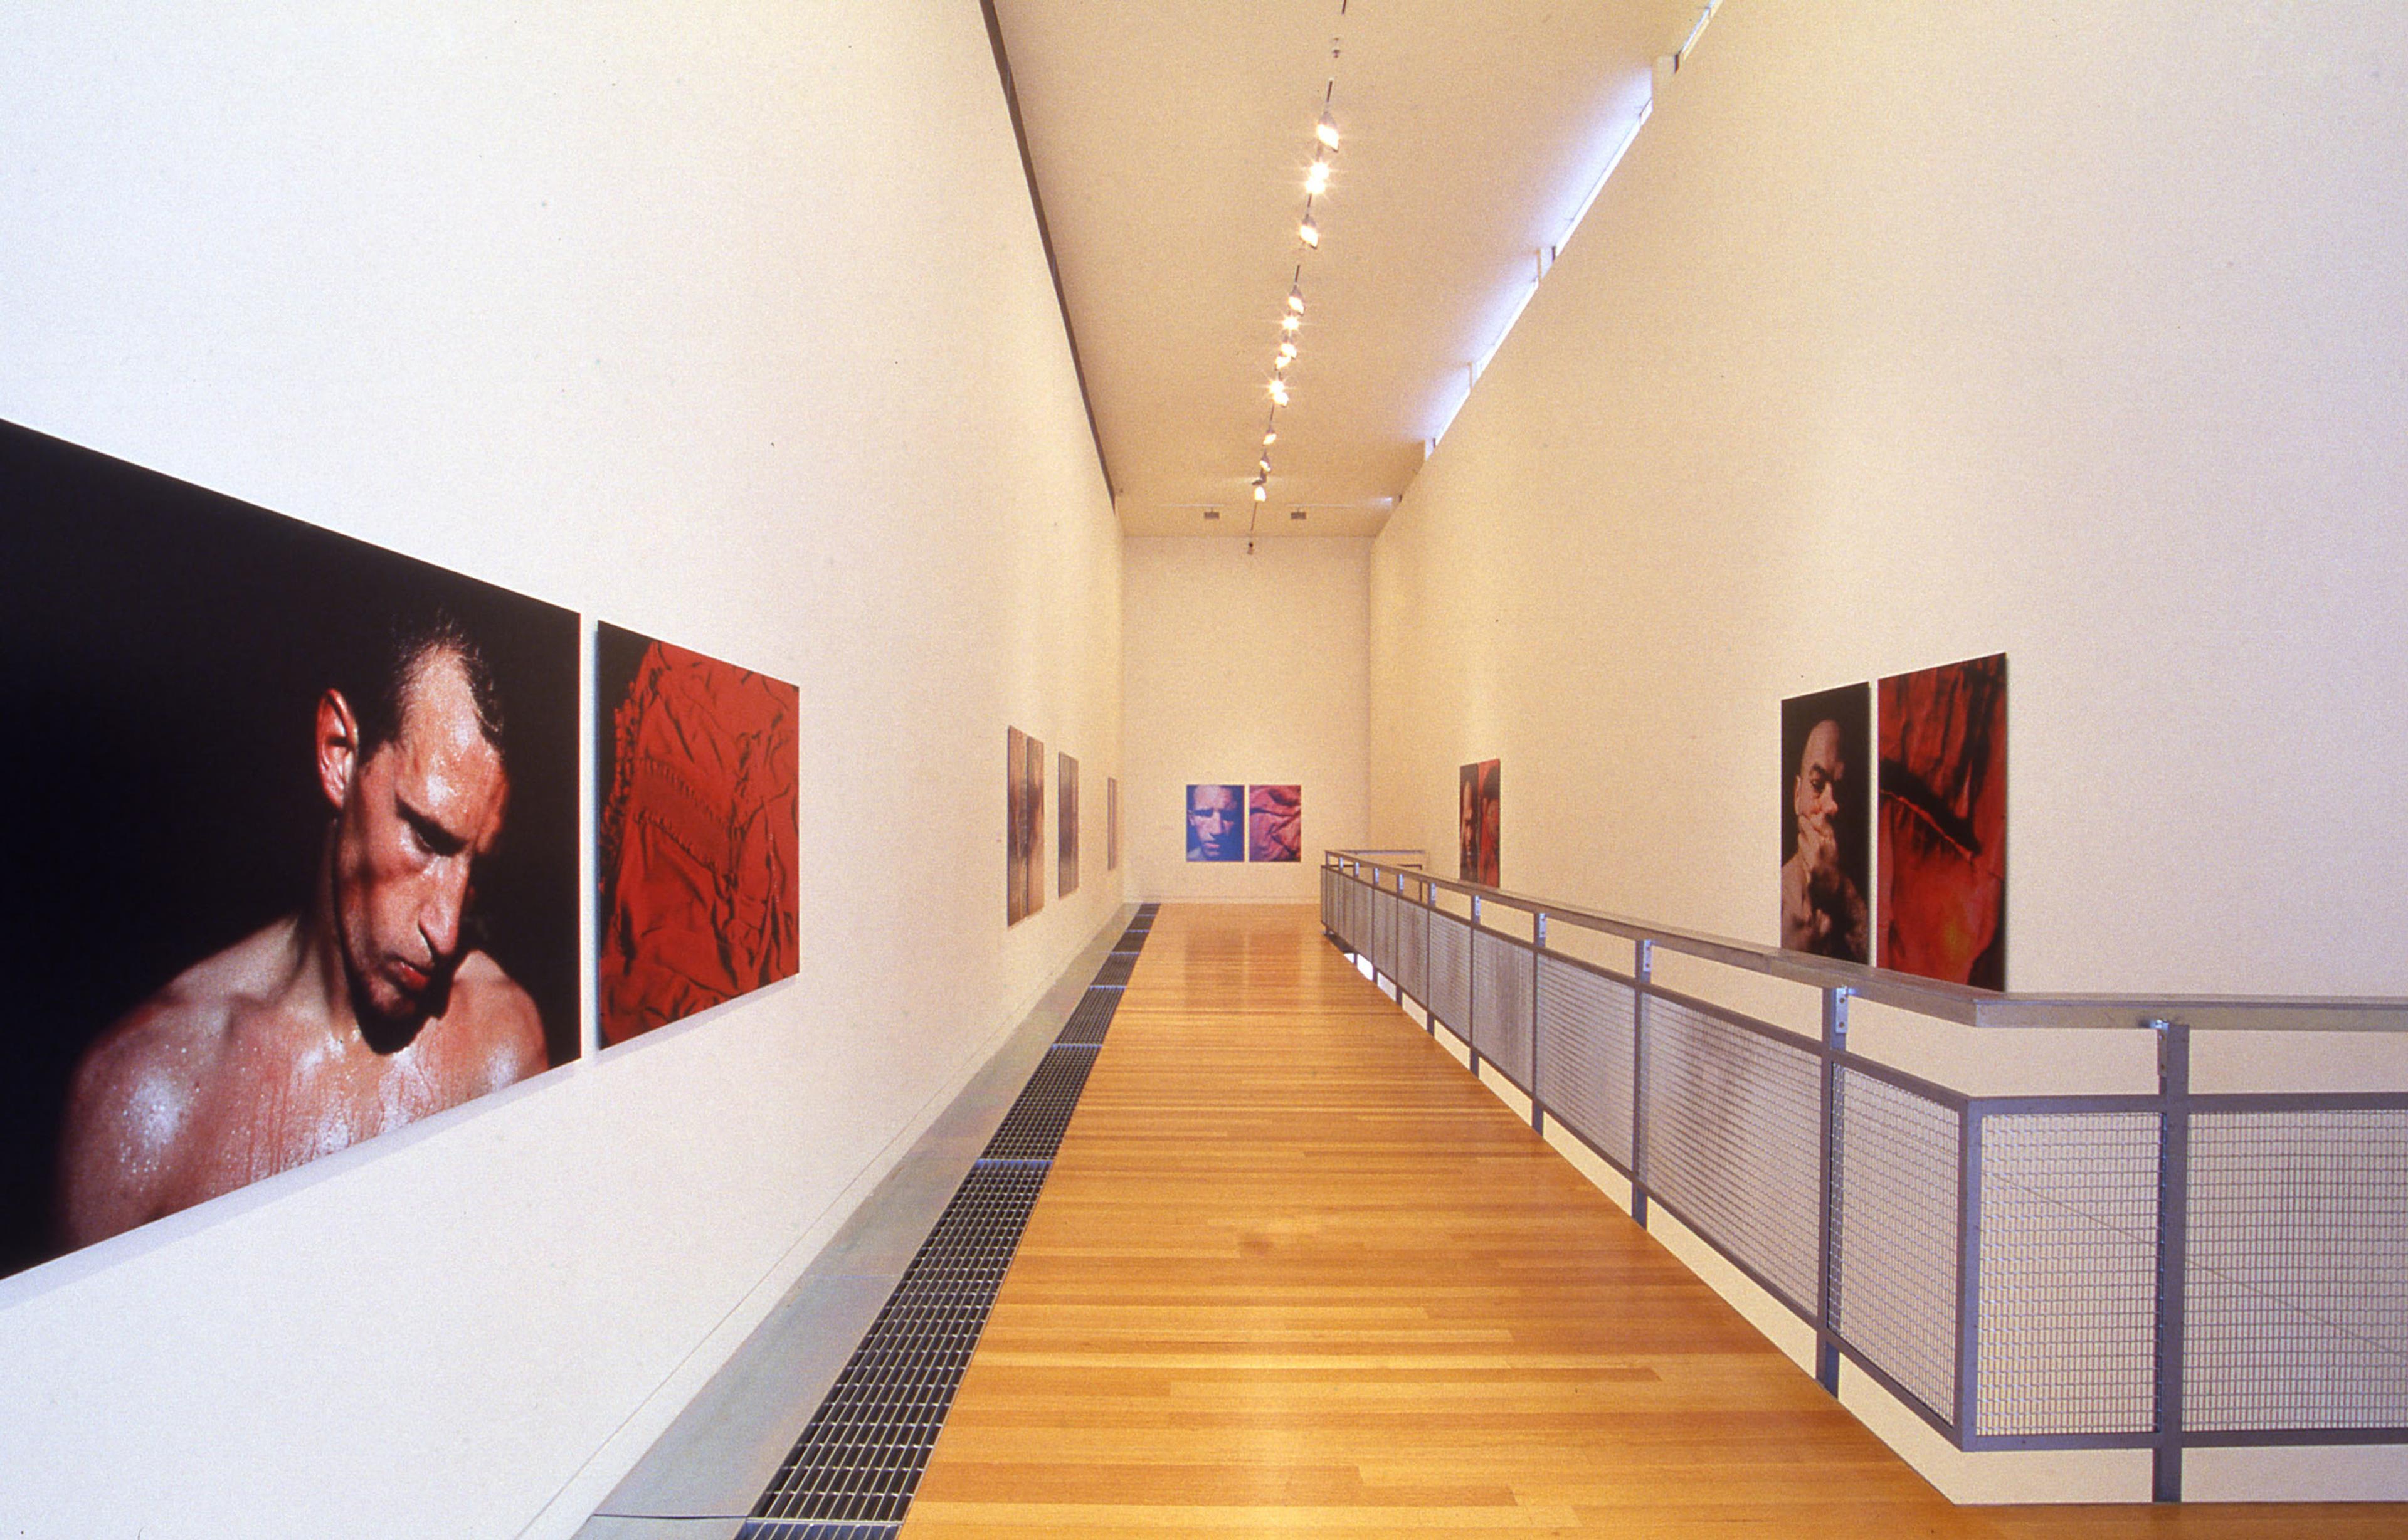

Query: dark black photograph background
[0,421,579,1279]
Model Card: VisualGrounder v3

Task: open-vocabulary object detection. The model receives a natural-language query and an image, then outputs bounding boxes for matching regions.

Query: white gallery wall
[1124,536,1371,900]
[0,4,1121,1537]
[1366,0,2407,1502]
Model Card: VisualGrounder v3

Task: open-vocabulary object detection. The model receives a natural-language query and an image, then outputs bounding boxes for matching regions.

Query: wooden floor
[904,904,2397,1539]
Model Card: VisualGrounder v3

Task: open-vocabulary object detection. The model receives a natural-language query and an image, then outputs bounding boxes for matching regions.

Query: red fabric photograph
[596,627,800,1045]
[1249,784,1302,862]
[1459,760,1500,886]
[1877,653,2007,989]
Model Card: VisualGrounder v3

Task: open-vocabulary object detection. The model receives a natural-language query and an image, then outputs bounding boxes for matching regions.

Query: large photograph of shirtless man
[0,422,579,1277]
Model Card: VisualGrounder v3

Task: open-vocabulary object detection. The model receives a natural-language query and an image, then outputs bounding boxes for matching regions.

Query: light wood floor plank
[903,904,2398,1538]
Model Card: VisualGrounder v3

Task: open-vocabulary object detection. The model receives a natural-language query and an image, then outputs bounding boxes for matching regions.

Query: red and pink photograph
[596,626,800,1045]
[1249,784,1302,862]
[1877,653,2007,988]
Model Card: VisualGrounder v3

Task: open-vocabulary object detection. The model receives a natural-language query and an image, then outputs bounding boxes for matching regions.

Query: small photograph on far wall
[1459,759,1500,886]
[596,625,800,1047]
[1249,784,1302,862]
[1879,653,2007,989]
[1007,728,1046,924]
[1779,682,1871,964]
[1185,783,1244,862]
[1059,752,1080,897]
[1107,776,1120,872]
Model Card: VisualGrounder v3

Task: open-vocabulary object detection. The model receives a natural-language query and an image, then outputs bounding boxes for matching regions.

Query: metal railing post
[1422,878,1436,1035]
[1955,1105,1984,1443]
[1467,893,1483,1077]
[2152,1018,2192,1503]
[1632,937,1654,1226]
[1815,986,1852,1395]
[1531,911,1548,1133]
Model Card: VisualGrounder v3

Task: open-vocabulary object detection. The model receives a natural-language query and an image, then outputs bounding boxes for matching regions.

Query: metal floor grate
[1055,985,1124,1045]
[747,1163,1048,1528]
[741,915,1151,1536]
[980,1045,1101,1160]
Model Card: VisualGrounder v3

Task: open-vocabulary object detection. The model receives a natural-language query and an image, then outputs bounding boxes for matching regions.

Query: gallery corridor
[895,904,2394,1539]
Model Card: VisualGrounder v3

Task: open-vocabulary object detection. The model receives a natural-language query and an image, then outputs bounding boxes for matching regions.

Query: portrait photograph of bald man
[0,421,579,1279]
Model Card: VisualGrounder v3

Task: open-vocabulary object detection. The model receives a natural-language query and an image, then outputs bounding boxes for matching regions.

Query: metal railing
[1321,851,2408,1502]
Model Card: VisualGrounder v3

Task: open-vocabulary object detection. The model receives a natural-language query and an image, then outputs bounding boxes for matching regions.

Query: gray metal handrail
[1326,849,2408,1033]
[1318,852,2408,1504]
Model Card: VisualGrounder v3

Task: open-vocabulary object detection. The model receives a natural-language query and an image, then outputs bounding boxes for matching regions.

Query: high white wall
[0,4,1121,1536]
[1367,0,2408,1503]
[1124,536,1370,901]
[1373,0,2408,998]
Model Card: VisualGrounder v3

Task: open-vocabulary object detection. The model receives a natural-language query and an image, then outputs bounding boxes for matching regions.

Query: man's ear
[317,689,361,811]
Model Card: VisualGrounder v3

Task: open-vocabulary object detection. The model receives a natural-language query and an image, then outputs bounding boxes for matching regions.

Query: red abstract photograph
[1877,653,2007,989]
[596,626,799,1045]
[1248,784,1302,862]
[1008,729,1045,922]
[1459,759,1500,886]
[1059,752,1080,897]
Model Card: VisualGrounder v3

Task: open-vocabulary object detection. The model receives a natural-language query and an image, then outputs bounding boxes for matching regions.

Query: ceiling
[992,0,1703,539]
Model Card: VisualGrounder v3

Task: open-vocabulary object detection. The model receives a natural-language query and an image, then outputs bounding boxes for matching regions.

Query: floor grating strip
[739,914,1151,1532]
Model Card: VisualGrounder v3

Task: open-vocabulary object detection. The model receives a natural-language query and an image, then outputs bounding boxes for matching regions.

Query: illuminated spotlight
[1287,288,1306,314]
[1278,341,1297,362]
[1299,214,1319,248]
[1253,480,1268,502]
[1259,457,1271,473]
[1316,112,1340,150]
[1305,157,1331,196]
[1268,379,1289,406]
[1263,430,1277,446]
[1281,312,1300,333]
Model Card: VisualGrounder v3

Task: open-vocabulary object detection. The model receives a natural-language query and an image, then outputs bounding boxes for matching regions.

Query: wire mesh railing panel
[1472,927,1534,1090]
[1320,869,1336,933]
[1373,887,1402,983]
[2186,1107,2408,1433]
[1830,1068,1961,1424]
[1428,910,1472,1039]
[1397,896,1427,1006]
[1535,956,1635,1168]
[1975,1112,2160,1438]
[1645,996,1823,1310]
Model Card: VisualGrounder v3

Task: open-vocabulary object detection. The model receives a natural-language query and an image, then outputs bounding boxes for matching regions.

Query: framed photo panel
[594,625,799,1046]
[1249,784,1302,862]
[1779,683,1871,963]
[0,421,579,1277]
[1059,752,1080,897]
[1458,760,1500,885]
[1185,784,1243,862]
[1879,653,2008,988]
[1007,728,1046,924]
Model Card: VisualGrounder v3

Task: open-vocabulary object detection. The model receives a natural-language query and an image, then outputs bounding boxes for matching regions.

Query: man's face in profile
[329,652,509,1029]
[1793,719,1844,865]
[1188,784,1240,860]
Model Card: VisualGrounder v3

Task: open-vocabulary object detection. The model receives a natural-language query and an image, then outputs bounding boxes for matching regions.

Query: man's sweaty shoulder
[55,925,290,1249]
[427,950,547,1097]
